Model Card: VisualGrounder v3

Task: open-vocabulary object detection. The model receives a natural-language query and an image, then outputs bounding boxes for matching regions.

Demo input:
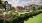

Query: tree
[38,6,42,10]
[32,6,35,10]
[11,7,15,11]
[0,0,5,8]
[0,0,2,4]
[30,4,36,11]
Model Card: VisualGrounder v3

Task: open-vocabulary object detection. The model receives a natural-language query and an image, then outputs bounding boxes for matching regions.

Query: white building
[6,4,11,10]
[4,1,11,11]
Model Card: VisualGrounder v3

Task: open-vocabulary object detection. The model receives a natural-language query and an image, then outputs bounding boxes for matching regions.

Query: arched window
[4,1,8,5]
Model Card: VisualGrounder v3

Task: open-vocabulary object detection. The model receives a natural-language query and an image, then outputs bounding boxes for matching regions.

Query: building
[16,5,31,12]
[16,4,42,12]
[24,5,31,12]
[4,1,11,11]
[16,6,24,12]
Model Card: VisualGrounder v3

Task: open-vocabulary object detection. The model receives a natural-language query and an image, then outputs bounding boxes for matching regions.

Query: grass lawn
[24,13,42,23]
[18,12,30,15]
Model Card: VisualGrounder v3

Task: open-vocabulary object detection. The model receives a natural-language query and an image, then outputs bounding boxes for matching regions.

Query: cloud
[6,0,19,7]
[6,0,42,7]
[6,0,32,7]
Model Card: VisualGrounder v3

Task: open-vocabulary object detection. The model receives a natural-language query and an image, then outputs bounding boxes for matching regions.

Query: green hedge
[0,10,42,23]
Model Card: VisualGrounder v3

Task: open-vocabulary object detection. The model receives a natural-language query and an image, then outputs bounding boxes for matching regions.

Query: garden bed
[0,10,42,23]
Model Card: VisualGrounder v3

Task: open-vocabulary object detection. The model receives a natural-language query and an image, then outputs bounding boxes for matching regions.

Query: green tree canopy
[0,0,2,4]
[30,4,36,11]
[38,6,42,10]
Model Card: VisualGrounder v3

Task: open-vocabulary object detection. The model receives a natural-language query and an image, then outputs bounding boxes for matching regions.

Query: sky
[3,0,42,7]
[6,0,32,7]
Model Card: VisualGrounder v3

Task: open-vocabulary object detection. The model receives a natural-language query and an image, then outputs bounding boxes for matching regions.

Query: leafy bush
[0,19,4,23]
[0,10,42,23]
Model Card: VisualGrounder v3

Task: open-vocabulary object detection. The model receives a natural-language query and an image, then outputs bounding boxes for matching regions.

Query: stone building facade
[4,1,11,11]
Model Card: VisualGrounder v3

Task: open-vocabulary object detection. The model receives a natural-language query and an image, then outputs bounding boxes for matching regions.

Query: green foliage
[38,6,42,10]
[10,7,15,11]
[0,0,5,8]
[0,4,5,9]
[24,13,42,23]
[0,0,2,4]
[0,4,3,8]
[0,11,3,14]
[30,5,36,11]
[0,9,42,23]
[0,19,4,23]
